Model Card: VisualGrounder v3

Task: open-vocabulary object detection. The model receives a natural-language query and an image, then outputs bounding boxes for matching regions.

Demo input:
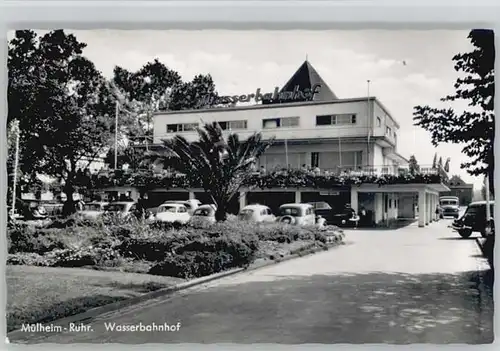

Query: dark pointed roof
[263,60,338,105]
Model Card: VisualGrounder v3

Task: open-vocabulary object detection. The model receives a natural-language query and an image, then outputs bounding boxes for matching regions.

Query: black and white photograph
[5,28,495,344]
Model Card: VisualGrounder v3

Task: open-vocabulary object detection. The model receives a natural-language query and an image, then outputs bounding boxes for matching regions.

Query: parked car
[163,199,201,215]
[277,203,316,226]
[307,201,333,221]
[104,201,137,219]
[439,196,460,218]
[238,204,276,223]
[189,204,217,226]
[451,201,494,238]
[78,202,109,220]
[329,207,360,227]
[307,201,359,226]
[155,203,191,224]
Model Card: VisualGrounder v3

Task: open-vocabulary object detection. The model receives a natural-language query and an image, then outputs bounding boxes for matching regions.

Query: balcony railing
[78,164,448,191]
[253,164,445,177]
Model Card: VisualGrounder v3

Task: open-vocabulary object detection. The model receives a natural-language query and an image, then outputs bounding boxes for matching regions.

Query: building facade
[439,175,474,206]
[135,60,449,227]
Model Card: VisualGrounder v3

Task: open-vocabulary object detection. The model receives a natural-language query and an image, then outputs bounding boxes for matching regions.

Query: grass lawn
[6,265,185,332]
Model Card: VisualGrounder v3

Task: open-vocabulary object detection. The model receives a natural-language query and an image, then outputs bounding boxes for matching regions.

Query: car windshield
[105,204,127,212]
[158,206,178,213]
[440,200,458,206]
[311,202,332,210]
[83,204,103,211]
[466,204,494,215]
[280,207,301,216]
[194,208,213,216]
[239,209,254,216]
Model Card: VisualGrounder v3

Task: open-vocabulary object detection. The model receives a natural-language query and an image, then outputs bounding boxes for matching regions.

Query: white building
[145,61,449,227]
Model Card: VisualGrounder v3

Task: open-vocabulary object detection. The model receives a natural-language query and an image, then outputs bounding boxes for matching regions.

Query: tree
[168,74,223,111]
[112,59,182,142]
[444,158,451,172]
[413,29,494,195]
[111,61,224,149]
[408,155,420,174]
[158,122,273,221]
[432,153,438,169]
[104,146,152,171]
[8,30,116,215]
[438,156,443,169]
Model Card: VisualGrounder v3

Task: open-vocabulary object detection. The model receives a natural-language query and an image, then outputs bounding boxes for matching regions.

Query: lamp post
[114,101,119,170]
[10,120,20,217]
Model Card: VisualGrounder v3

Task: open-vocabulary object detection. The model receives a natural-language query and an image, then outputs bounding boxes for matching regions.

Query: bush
[7,226,69,255]
[149,251,235,279]
[7,253,52,266]
[45,247,122,267]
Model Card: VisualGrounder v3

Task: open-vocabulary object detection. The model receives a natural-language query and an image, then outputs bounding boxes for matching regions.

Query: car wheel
[458,229,472,238]
[280,216,294,225]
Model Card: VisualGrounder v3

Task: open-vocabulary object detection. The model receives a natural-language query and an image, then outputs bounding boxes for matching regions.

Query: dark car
[308,202,359,227]
[451,201,494,238]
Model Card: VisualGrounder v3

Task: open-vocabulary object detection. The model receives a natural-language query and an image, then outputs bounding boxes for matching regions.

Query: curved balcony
[83,164,448,191]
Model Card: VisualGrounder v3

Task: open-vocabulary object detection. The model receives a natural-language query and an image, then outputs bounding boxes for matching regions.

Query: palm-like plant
[160,122,273,221]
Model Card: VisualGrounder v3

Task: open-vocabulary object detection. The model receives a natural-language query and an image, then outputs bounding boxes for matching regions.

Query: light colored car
[104,201,137,219]
[79,202,109,220]
[155,203,191,224]
[439,196,460,218]
[277,203,316,226]
[163,199,201,215]
[238,204,276,223]
[189,204,217,226]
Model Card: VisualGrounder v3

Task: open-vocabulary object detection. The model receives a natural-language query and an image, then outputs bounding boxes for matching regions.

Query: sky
[18,29,486,189]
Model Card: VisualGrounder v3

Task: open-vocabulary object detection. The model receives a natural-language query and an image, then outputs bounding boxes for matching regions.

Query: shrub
[7,253,52,266]
[148,226,260,278]
[149,251,235,279]
[7,226,69,255]
[45,247,122,267]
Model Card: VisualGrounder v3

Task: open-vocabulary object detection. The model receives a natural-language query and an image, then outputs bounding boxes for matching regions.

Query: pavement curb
[7,239,342,339]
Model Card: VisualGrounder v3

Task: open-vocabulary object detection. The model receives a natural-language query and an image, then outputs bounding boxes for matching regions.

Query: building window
[376,117,382,127]
[219,120,248,130]
[386,126,392,135]
[311,152,319,168]
[166,123,199,133]
[262,117,300,129]
[316,114,356,126]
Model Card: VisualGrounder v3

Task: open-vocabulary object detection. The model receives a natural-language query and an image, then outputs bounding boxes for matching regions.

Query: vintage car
[238,204,276,223]
[154,203,191,224]
[189,204,217,226]
[78,202,109,220]
[308,201,359,227]
[451,201,494,238]
[163,199,202,215]
[439,196,460,218]
[277,203,316,226]
[104,201,138,219]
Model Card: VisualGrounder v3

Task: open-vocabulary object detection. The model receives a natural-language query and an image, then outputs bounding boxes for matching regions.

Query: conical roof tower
[263,60,338,104]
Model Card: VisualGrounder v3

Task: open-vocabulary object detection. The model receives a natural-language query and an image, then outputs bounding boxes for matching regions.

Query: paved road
[11,218,493,344]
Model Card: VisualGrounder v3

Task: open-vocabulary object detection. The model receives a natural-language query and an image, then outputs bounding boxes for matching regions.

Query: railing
[253,164,445,178]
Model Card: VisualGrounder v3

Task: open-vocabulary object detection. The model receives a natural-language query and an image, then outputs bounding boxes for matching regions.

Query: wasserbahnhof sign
[200,84,321,106]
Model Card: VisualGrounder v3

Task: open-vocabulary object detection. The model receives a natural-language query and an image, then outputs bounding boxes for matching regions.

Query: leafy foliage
[413,29,495,193]
[8,30,117,214]
[82,165,446,191]
[111,60,225,149]
[408,155,420,174]
[156,122,274,221]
